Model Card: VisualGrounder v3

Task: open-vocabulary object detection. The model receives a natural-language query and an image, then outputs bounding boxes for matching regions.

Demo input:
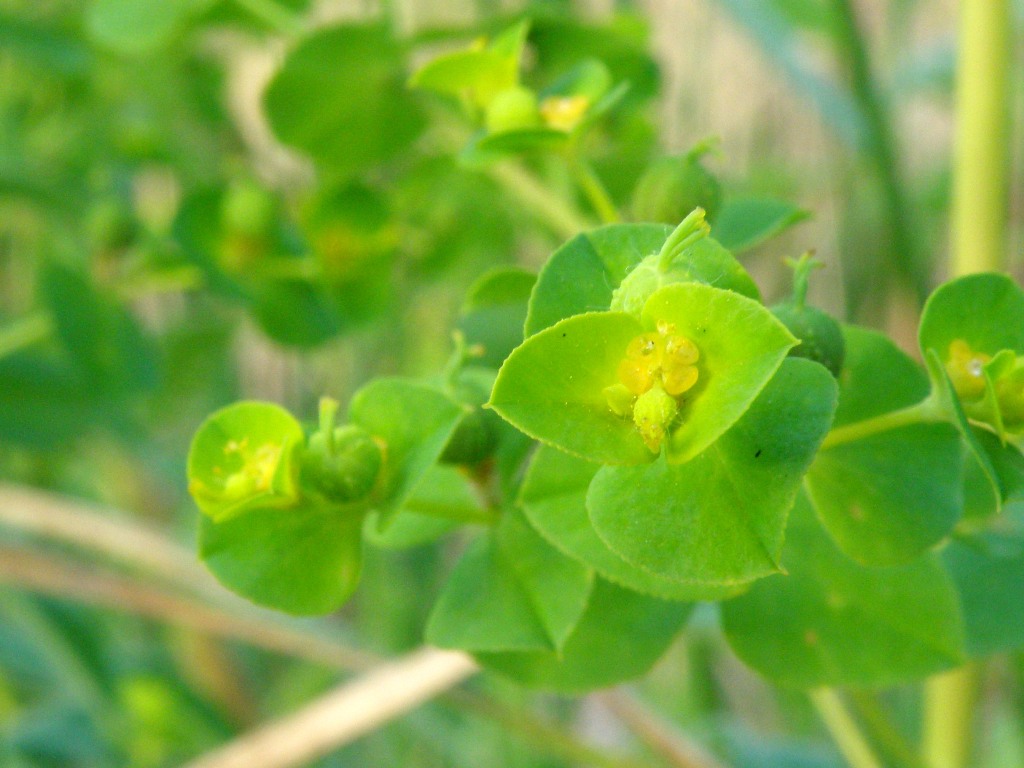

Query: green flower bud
[302,424,383,503]
[611,208,758,316]
[485,86,541,134]
[632,385,678,453]
[632,151,723,225]
[770,254,845,377]
[770,303,845,378]
[221,180,277,239]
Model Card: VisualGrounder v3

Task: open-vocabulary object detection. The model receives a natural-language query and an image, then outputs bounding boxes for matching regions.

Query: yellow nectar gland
[605,322,700,452]
[945,339,991,401]
[218,440,283,501]
[539,95,590,132]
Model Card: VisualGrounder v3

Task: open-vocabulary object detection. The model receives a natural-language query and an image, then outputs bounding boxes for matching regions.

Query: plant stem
[0,311,51,361]
[571,156,621,224]
[848,690,926,768]
[923,665,979,768]
[809,689,883,768]
[831,0,919,289]
[820,398,941,450]
[922,2,1011,764]
[232,0,305,36]
[487,161,595,239]
[949,0,1012,275]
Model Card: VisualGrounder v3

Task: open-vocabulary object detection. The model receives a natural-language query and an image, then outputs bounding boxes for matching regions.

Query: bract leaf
[349,379,464,521]
[199,506,363,615]
[425,508,592,653]
[807,327,964,565]
[457,267,536,368]
[476,578,691,692]
[721,495,966,687]
[489,311,651,465]
[519,445,743,601]
[524,224,670,336]
[588,358,835,584]
[943,531,1024,657]
[642,283,797,463]
[918,273,1024,361]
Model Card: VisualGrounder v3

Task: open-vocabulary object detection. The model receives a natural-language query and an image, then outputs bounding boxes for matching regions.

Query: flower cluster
[605,320,701,452]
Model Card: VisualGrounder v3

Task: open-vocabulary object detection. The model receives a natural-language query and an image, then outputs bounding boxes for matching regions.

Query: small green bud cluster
[769,254,845,378]
[187,397,385,522]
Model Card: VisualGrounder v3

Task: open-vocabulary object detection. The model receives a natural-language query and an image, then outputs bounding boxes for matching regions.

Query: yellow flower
[945,339,990,401]
[604,321,700,452]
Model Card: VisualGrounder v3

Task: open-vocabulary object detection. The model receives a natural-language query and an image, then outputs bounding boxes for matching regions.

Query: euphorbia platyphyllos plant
[187,200,1024,693]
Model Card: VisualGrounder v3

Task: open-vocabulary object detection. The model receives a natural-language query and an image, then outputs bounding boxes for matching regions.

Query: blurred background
[1,0,1021,766]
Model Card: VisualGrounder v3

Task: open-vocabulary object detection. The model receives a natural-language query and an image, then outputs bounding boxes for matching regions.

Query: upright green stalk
[809,689,884,768]
[923,665,980,768]
[831,0,918,288]
[924,2,1012,766]
[949,0,1012,275]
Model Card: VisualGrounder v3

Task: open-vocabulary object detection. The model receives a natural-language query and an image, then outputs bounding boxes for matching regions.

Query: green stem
[922,2,1011,764]
[949,0,1012,275]
[809,689,884,768]
[487,161,596,239]
[848,690,926,768]
[0,311,52,361]
[318,398,340,453]
[922,665,979,768]
[115,265,205,301]
[232,0,305,35]
[820,398,941,450]
[831,0,919,288]
[570,156,621,224]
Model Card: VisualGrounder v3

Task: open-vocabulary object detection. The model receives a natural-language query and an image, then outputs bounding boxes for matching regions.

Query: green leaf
[807,424,963,565]
[721,495,966,687]
[524,224,670,336]
[712,198,810,254]
[0,355,99,450]
[519,445,743,601]
[409,20,527,107]
[476,578,692,692]
[410,49,516,104]
[642,283,797,463]
[589,358,836,584]
[490,311,652,465]
[251,280,343,348]
[264,24,425,176]
[425,508,593,653]
[86,0,210,56]
[807,328,964,565]
[348,379,465,519]
[365,465,486,549]
[187,401,305,522]
[833,325,930,423]
[40,264,158,394]
[469,127,571,158]
[457,267,536,368]
[943,531,1024,657]
[918,273,1024,361]
[199,506,363,615]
